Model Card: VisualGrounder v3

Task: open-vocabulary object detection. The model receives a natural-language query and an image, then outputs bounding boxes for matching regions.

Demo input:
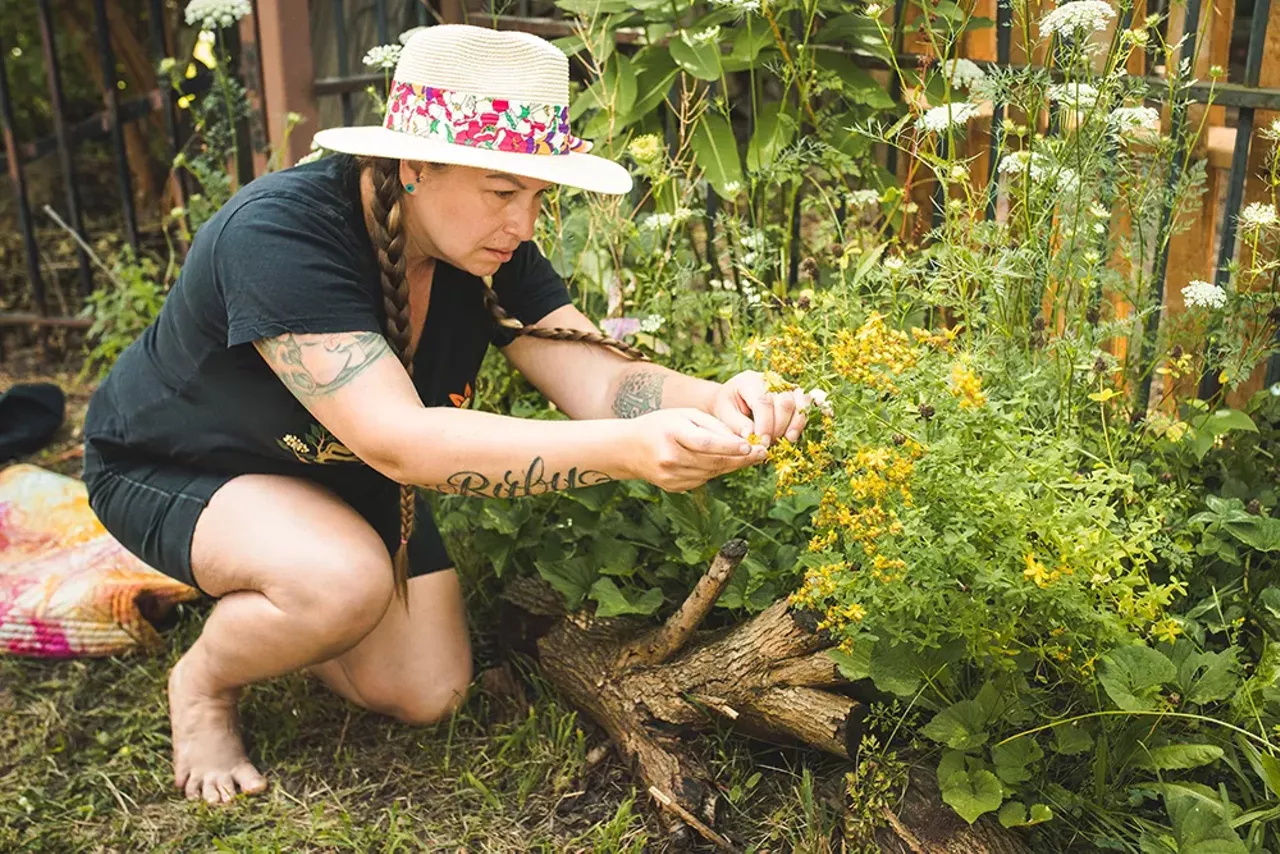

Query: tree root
[504,541,1026,852]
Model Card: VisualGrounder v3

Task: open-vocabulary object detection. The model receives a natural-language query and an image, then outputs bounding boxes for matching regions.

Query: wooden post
[251,0,318,169]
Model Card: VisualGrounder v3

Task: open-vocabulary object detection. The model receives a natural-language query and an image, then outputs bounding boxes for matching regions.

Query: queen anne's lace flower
[363,44,402,70]
[1181,279,1227,309]
[998,150,1051,183]
[1110,105,1159,135]
[847,189,881,209]
[710,0,761,13]
[942,59,986,90]
[184,0,251,30]
[1240,202,1280,229]
[640,314,666,333]
[1040,1,1116,38]
[684,26,722,46]
[1048,82,1099,110]
[916,102,981,133]
[641,208,695,231]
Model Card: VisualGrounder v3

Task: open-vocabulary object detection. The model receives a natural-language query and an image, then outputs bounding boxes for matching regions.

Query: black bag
[0,383,66,462]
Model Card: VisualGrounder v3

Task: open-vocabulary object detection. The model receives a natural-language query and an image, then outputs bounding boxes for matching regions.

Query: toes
[202,778,222,805]
[215,773,237,804]
[184,776,202,801]
[232,763,267,795]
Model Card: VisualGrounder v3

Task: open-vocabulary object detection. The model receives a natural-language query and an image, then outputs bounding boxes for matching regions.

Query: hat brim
[311,126,633,195]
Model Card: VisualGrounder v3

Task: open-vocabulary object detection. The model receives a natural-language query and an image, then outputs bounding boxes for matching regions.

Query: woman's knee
[365,658,474,726]
[286,555,396,646]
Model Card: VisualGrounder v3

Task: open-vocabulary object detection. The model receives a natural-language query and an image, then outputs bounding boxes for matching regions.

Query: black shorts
[82,442,453,595]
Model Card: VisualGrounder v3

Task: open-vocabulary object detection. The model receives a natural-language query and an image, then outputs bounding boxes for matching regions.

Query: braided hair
[362,156,649,599]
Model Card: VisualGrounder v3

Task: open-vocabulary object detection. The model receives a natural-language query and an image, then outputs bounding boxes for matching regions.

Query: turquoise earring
[404,183,415,193]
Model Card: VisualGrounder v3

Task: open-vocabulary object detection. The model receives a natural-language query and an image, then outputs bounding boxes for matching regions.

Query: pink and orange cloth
[0,464,197,658]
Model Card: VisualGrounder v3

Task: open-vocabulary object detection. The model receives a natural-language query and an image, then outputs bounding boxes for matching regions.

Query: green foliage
[78,247,169,380]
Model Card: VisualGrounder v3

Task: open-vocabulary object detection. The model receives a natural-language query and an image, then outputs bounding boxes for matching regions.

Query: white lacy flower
[1240,202,1280,229]
[1110,105,1159,136]
[846,189,881,209]
[942,58,986,90]
[684,26,722,46]
[1181,279,1227,309]
[640,314,666,333]
[1057,167,1080,194]
[884,256,905,272]
[1048,82,1099,110]
[998,150,1051,183]
[399,26,428,45]
[1040,1,1116,38]
[710,0,761,13]
[184,0,251,30]
[916,102,981,133]
[641,207,695,231]
[1264,117,1280,141]
[721,181,743,196]
[363,44,402,70]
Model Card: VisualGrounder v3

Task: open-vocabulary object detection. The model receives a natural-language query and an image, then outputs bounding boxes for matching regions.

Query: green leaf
[1052,723,1094,755]
[624,47,679,124]
[690,112,744,197]
[811,49,895,109]
[921,700,989,751]
[1098,645,1177,711]
[1163,788,1247,853]
[1258,752,1280,799]
[589,578,664,617]
[1202,408,1258,436]
[814,15,893,61]
[869,641,925,697]
[724,21,774,70]
[997,801,1049,828]
[669,32,722,81]
[746,102,796,172]
[1133,744,1225,771]
[1028,803,1053,825]
[1222,515,1280,552]
[940,768,1003,824]
[592,541,640,577]
[827,646,871,682]
[536,555,596,609]
[992,737,1043,785]
[1181,648,1242,705]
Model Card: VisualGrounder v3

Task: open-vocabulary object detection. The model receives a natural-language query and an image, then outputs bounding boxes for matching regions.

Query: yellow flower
[1088,388,1120,403]
[829,313,918,394]
[949,358,987,409]
[1151,618,1183,643]
[1023,552,1052,588]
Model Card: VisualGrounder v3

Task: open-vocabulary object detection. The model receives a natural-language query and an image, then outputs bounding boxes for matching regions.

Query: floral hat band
[382,81,592,157]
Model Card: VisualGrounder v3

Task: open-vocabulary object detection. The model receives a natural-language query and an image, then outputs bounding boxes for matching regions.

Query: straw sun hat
[312,24,633,195]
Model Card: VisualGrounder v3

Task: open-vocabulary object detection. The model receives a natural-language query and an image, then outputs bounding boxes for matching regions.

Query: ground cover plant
[6,0,1280,850]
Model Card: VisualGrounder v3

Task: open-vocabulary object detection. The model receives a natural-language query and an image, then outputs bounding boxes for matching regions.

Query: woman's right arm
[254,330,762,496]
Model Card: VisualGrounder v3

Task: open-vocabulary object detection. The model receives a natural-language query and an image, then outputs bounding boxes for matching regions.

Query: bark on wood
[507,544,1028,852]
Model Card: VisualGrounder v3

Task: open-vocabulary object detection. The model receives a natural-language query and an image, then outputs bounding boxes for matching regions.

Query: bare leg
[170,474,395,804]
[311,568,473,724]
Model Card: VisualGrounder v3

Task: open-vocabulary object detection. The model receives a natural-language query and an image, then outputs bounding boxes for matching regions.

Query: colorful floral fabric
[383,82,592,156]
[0,464,198,658]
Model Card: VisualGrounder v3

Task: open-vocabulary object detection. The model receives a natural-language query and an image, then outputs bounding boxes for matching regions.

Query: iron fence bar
[1135,0,1202,413]
[375,0,389,44]
[985,0,1012,220]
[883,0,909,181]
[93,0,138,251]
[149,0,187,205]
[37,0,94,296]
[1203,0,1275,398]
[334,0,355,126]
[0,32,46,317]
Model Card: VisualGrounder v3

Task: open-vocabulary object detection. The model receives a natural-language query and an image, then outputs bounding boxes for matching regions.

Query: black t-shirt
[83,154,572,490]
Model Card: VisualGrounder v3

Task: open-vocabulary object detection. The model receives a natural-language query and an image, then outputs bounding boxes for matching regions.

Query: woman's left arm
[501,304,809,445]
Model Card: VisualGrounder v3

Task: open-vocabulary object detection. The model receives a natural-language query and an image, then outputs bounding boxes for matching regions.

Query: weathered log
[506,542,1028,852]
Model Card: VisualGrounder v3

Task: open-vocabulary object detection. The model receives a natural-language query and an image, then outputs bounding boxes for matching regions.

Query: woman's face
[399,162,552,275]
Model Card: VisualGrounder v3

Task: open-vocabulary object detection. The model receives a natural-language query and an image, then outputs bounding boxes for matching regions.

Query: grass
[0,576,853,852]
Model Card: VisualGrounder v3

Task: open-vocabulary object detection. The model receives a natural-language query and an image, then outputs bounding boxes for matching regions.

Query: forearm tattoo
[255,331,391,398]
[613,370,665,418]
[433,456,612,498]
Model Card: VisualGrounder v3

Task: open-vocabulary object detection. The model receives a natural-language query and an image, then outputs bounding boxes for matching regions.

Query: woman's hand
[623,408,768,492]
[709,371,809,447]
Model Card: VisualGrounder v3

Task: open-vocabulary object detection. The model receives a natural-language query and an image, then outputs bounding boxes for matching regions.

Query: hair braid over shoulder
[478,279,650,363]
[366,156,415,601]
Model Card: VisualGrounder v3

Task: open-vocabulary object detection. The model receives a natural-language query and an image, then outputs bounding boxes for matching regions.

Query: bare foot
[168,652,268,804]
